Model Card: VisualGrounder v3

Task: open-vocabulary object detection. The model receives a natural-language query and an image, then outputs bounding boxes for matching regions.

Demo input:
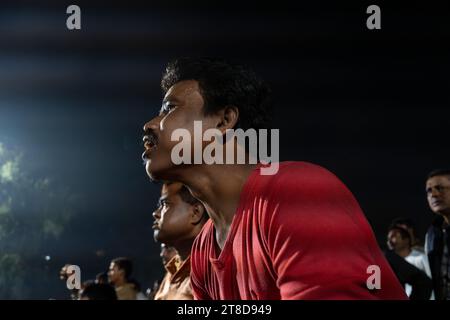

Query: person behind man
[142,57,406,299]
[425,169,450,300]
[386,225,433,299]
[95,272,108,285]
[390,217,424,253]
[78,280,117,300]
[160,243,178,266]
[147,243,178,299]
[152,182,208,300]
[108,257,138,300]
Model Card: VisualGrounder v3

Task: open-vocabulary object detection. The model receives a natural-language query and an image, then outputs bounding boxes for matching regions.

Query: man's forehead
[163,80,200,102]
[427,175,450,186]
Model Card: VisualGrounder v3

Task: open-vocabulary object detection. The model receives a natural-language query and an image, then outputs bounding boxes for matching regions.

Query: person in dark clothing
[384,249,433,300]
[78,281,117,300]
[95,272,108,285]
[425,169,450,300]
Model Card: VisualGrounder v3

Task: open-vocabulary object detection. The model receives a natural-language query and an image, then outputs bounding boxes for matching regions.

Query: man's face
[160,243,178,265]
[387,229,410,252]
[426,175,450,216]
[142,80,218,181]
[152,182,195,244]
[395,223,415,242]
[107,262,122,285]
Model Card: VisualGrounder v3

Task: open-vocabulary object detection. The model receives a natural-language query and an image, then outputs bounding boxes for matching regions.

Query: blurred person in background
[425,169,450,300]
[387,225,433,299]
[95,272,108,285]
[147,243,179,299]
[390,217,424,253]
[78,280,117,300]
[128,279,148,300]
[108,257,138,300]
[160,243,178,266]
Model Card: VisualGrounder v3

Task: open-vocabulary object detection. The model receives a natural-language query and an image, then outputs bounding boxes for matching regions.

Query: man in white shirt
[387,225,433,298]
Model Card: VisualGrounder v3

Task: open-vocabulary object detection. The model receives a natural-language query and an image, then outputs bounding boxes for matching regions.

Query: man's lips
[152,222,160,230]
[431,200,443,207]
[142,134,158,160]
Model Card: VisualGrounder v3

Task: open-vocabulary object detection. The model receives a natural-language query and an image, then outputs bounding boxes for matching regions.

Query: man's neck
[173,240,194,261]
[114,278,127,288]
[177,163,257,250]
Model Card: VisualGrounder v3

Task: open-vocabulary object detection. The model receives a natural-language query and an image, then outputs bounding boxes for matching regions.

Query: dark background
[0,0,448,299]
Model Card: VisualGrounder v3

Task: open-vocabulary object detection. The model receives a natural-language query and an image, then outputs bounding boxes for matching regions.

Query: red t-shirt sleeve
[261,162,406,299]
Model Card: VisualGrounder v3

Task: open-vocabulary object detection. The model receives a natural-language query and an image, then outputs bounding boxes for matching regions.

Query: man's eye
[159,200,169,209]
[160,104,176,115]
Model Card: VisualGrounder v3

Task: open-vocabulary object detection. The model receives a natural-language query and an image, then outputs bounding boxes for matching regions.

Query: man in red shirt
[142,57,406,299]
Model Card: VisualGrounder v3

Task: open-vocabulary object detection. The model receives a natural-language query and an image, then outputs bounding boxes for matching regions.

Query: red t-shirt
[190,162,407,300]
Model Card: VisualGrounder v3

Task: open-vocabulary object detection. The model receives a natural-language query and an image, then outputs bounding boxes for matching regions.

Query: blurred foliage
[0,142,80,299]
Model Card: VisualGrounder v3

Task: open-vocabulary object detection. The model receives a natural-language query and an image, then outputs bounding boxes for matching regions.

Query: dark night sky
[0,0,448,298]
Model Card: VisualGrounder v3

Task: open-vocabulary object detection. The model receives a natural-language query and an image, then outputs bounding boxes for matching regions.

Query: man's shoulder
[410,249,426,258]
[406,250,427,265]
[258,161,338,181]
[247,161,356,229]
[253,161,345,196]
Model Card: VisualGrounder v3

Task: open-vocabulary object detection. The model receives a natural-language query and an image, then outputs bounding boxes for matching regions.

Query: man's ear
[216,106,239,133]
[191,203,206,225]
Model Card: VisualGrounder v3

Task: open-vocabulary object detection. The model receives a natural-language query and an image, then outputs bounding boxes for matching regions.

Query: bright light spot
[1,160,19,182]
[45,255,51,261]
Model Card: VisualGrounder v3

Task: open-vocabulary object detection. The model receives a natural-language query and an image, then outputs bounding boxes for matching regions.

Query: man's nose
[153,208,161,219]
[430,188,441,198]
[143,115,161,132]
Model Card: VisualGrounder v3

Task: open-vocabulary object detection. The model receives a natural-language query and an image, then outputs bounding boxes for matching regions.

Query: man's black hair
[79,281,117,300]
[389,217,416,231]
[427,169,450,181]
[95,272,108,284]
[161,57,272,131]
[388,226,412,246]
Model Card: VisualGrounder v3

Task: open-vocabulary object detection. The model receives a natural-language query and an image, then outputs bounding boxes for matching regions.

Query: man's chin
[436,208,450,217]
[145,160,163,182]
[433,206,449,215]
[145,160,179,182]
[155,235,167,244]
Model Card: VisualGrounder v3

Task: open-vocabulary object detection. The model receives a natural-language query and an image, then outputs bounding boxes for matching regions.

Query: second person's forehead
[162,182,182,195]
